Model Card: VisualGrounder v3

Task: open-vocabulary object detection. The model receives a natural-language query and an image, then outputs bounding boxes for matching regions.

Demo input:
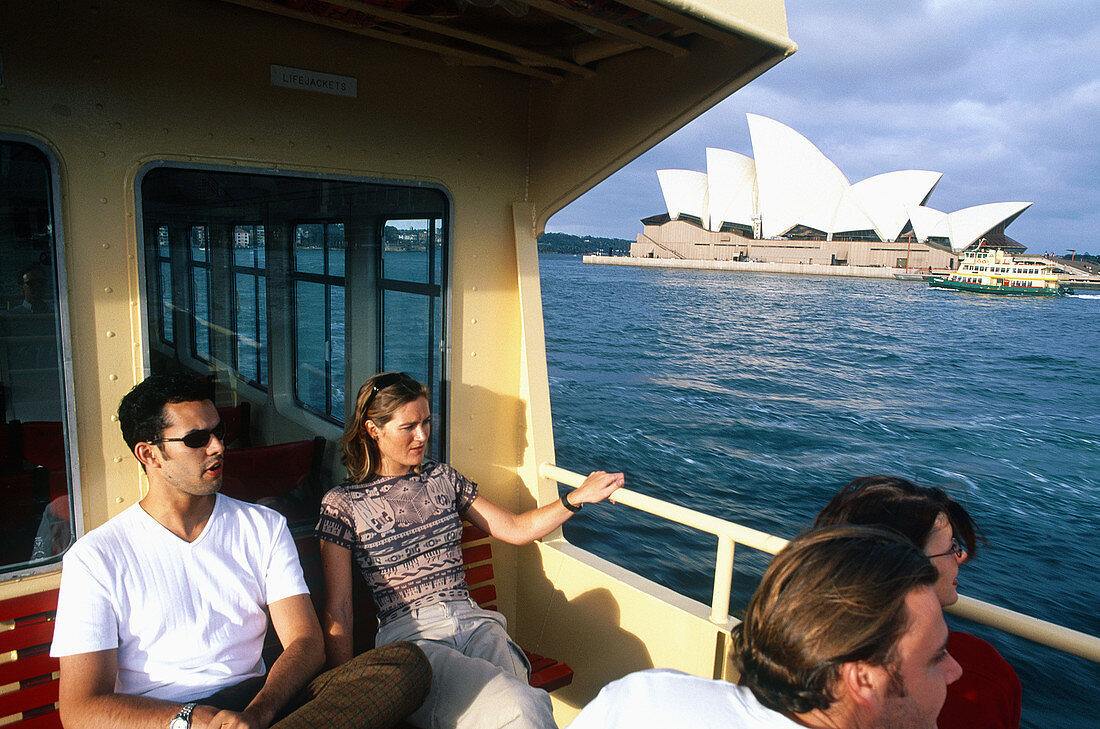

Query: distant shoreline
[582,255,916,280]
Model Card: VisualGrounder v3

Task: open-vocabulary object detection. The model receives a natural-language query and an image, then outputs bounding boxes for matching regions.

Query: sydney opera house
[633,114,1032,269]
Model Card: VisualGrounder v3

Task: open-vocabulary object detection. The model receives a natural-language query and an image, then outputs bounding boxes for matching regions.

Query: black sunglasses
[150,421,227,449]
[365,372,412,409]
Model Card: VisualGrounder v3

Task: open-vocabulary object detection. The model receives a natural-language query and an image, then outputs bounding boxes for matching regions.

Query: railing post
[710,535,735,625]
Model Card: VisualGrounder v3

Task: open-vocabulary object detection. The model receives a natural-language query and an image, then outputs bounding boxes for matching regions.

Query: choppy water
[540,254,1099,729]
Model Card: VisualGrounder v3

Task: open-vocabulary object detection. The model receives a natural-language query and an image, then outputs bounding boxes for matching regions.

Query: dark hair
[117,372,210,452]
[814,475,980,558]
[341,372,430,482]
[733,525,937,714]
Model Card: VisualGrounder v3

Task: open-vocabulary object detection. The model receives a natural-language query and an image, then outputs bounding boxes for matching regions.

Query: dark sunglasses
[150,421,227,449]
[365,372,412,409]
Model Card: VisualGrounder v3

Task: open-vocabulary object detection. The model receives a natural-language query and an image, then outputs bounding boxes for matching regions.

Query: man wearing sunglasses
[51,372,431,729]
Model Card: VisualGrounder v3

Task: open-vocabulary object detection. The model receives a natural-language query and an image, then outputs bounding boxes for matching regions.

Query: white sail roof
[704,148,756,232]
[653,115,1030,251]
[657,169,710,228]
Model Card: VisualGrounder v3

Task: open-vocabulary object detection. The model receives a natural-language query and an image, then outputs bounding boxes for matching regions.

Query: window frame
[290,219,347,423]
[0,133,84,579]
[133,161,453,461]
[229,222,269,391]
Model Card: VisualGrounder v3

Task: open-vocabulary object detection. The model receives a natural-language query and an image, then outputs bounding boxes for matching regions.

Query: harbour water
[539,253,1099,729]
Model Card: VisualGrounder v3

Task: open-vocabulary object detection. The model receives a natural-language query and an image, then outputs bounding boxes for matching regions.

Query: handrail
[538,462,1100,663]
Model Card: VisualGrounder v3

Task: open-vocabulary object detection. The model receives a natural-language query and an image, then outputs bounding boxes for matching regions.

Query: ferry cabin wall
[0,0,536,603]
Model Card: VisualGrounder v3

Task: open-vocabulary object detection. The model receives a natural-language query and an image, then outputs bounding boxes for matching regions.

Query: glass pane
[159,261,174,343]
[191,267,210,362]
[0,140,73,569]
[295,224,324,274]
[234,225,260,268]
[383,289,430,385]
[432,218,443,285]
[327,223,345,277]
[295,280,327,415]
[329,286,345,419]
[383,219,429,283]
[190,226,208,263]
[257,277,268,386]
[235,272,258,383]
[157,225,170,256]
[255,225,266,269]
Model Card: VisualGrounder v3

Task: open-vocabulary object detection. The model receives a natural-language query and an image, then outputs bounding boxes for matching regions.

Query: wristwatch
[169,702,197,729]
[560,492,582,513]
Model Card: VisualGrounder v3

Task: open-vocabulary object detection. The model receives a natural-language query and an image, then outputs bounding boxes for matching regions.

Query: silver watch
[169,702,197,729]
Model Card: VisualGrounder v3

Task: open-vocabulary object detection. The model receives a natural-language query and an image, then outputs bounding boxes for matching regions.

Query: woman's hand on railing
[571,470,626,506]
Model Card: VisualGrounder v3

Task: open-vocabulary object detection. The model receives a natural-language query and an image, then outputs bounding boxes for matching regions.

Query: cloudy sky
[547,0,1100,254]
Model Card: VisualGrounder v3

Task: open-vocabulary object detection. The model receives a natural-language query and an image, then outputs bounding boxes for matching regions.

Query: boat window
[293,222,346,420]
[0,138,76,573]
[381,218,446,436]
[232,224,267,389]
[154,225,174,345]
[138,167,448,459]
[189,225,213,364]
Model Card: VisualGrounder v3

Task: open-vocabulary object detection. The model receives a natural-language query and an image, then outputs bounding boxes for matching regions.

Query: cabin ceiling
[218,0,754,81]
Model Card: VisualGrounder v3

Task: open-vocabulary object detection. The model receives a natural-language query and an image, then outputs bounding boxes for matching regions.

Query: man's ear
[133,442,161,470]
[838,661,888,711]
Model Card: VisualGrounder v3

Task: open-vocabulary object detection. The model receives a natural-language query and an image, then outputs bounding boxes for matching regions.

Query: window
[293,222,345,420]
[381,218,446,455]
[139,166,448,458]
[189,225,212,363]
[154,225,174,344]
[232,224,267,388]
[0,138,76,572]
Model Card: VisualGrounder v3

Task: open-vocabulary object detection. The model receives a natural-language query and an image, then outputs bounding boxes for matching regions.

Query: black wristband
[561,492,582,513]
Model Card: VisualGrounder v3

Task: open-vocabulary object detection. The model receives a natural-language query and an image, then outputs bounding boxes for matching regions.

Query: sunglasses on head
[150,421,227,449]
[365,372,412,408]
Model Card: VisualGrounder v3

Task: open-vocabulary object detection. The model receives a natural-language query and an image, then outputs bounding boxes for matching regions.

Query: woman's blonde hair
[341,372,430,483]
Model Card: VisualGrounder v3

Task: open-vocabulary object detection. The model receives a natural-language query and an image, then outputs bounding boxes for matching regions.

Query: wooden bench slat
[460,524,490,543]
[468,584,497,606]
[461,543,492,565]
[0,620,54,654]
[464,564,494,587]
[5,711,64,729]
[529,662,574,692]
[0,590,60,623]
[0,677,59,717]
[0,653,59,686]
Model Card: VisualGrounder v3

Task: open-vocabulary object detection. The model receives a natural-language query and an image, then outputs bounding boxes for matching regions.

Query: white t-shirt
[50,494,308,702]
[567,670,804,729]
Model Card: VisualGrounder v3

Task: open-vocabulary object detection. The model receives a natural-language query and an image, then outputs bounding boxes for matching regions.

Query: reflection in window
[293,222,346,421]
[139,167,447,454]
[232,225,267,388]
[189,225,212,363]
[382,218,445,457]
[155,225,174,344]
[0,139,74,571]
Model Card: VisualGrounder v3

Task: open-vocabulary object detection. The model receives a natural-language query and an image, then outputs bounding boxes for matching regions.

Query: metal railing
[540,462,1100,664]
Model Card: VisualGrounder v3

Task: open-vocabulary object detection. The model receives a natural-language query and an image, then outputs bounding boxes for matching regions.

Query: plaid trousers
[204,642,431,729]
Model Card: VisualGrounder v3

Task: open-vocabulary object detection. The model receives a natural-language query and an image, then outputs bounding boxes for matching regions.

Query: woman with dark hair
[814,475,1021,729]
[316,372,624,729]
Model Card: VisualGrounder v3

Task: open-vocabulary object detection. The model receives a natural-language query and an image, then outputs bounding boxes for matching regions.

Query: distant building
[634,114,1030,268]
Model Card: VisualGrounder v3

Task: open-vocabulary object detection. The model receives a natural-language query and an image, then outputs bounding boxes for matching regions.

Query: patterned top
[315,461,479,624]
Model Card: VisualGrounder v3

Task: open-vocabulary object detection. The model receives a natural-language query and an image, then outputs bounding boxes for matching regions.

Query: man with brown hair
[567,525,962,729]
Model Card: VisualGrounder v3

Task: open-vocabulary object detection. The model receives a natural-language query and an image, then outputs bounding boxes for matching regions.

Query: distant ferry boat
[929,248,1073,296]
